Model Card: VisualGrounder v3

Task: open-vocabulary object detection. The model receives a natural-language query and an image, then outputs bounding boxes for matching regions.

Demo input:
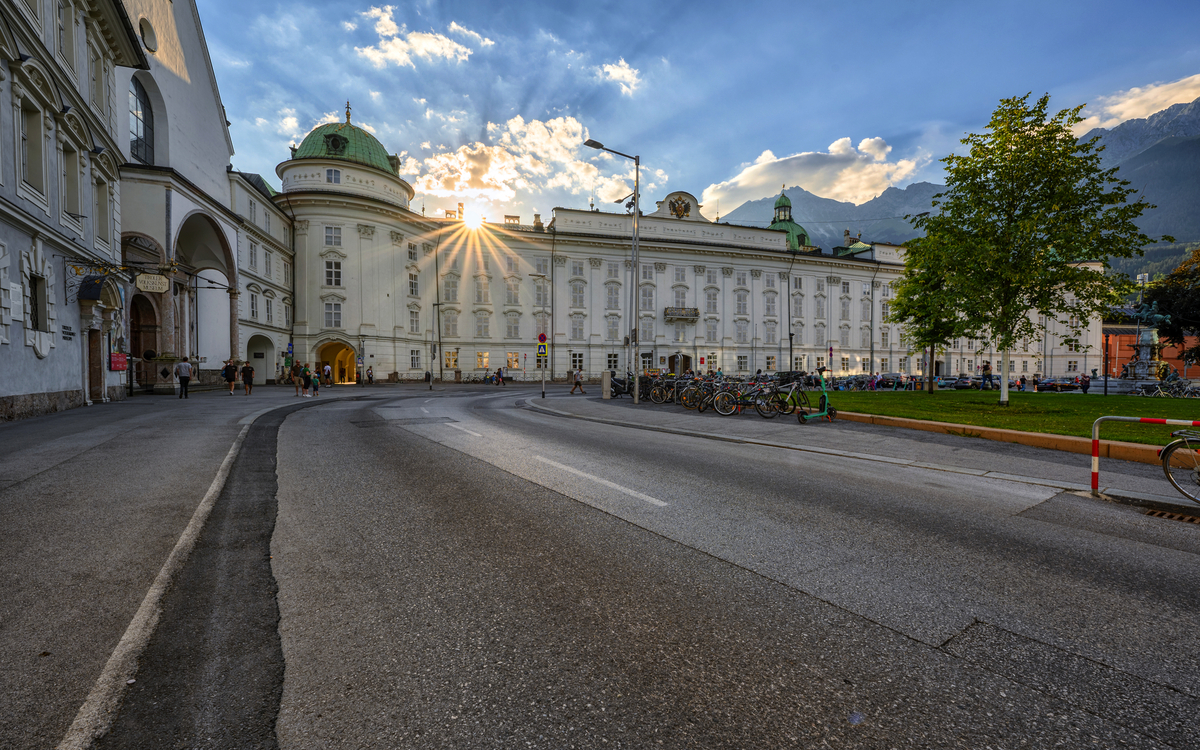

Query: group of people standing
[288,362,334,397]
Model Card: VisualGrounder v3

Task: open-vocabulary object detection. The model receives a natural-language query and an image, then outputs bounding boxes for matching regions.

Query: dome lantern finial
[346,100,351,124]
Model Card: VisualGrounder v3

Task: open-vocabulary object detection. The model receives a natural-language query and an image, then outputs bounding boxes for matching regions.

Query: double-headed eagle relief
[669,196,691,218]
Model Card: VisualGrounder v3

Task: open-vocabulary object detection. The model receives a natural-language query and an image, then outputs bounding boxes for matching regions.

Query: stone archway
[245,334,275,385]
[317,340,357,384]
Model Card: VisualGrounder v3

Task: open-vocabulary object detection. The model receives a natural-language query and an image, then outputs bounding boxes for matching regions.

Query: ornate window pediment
[319,248,347,260]
[407,301,421,311]
[320,291,346,303]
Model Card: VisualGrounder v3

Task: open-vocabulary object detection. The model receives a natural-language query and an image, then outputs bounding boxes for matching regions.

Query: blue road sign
[537,344,547,356]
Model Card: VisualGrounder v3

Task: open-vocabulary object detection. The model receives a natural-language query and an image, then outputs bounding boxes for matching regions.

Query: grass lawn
[830,389,1200,446]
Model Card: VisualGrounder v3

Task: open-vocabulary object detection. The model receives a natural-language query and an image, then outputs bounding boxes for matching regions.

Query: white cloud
[355,6,472,68]
[412,115,659,204]
[342,21,357,31]
[597,58,641,96]
[1074,73,1200,134]
[369,90,381,101]
[702,137,922,207]
[448,21,494,47]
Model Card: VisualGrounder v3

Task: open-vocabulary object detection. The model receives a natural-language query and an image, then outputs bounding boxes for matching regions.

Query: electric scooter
[797,367,837,424]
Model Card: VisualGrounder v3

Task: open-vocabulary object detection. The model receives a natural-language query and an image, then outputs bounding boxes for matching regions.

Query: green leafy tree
[890,237,964,392]
[899,93,1168,404]
[1145,250,1200,363]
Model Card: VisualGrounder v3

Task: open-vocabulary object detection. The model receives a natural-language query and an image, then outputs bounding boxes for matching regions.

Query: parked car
[1042,377,1080,392]
[952,377,975,390]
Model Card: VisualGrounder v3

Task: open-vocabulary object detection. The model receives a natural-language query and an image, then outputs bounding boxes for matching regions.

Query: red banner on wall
[109,353,128,371]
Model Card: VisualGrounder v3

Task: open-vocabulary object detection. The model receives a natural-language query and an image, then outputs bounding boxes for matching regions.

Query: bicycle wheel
[754,394,778,418]
[1162,438,1200,503]
[713,392,738,416]
[679,386,699,409]
[650,386,666,404]
[770,392,795,415]
[697,393,710,413]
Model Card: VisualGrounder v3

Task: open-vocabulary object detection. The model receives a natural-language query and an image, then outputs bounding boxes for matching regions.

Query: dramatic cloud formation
[701,138,921,207]
[597,58,641,96]
[448,21,494,47]
[355,6,475,68]
[412,115,664,204]
[1075,73,1200,133]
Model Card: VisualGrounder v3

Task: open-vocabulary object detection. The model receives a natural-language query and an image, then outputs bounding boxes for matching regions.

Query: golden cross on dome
[346,101,352,123]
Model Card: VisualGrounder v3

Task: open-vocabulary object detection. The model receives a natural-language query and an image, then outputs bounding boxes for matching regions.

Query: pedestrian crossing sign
[537,344,547,356]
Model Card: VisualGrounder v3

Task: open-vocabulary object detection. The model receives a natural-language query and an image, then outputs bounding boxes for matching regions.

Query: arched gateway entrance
[318,341,357,384]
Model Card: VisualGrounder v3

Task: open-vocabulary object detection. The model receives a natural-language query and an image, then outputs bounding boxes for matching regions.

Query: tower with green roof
[768,186,812,251]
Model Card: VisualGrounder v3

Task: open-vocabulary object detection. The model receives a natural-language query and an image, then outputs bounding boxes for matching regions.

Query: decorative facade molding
[750,269,762,278]
[722,267,733,276]
[390,231,404,244]
[553,255,567,266]
[589,257,603,268]
[357,223,375,236]
[654,262,666,272]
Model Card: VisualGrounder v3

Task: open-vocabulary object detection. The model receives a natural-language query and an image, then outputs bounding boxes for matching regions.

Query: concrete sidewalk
[527,392,1200,516]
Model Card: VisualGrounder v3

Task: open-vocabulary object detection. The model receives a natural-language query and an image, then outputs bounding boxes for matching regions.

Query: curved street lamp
[584,138,641,403]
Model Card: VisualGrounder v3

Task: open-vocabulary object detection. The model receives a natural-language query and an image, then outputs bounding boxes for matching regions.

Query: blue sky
[202,0,1200,222]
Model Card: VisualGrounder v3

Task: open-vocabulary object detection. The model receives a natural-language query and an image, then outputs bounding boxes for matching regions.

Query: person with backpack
[221,360,238,395]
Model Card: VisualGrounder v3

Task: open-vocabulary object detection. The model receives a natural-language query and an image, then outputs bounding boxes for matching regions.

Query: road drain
[1145,508,1200,524]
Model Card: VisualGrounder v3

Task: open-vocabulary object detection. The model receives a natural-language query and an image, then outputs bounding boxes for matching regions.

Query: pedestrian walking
[222,360,238,395]
[1080,373,1091,394]
[292,362,303,396]
[981,361,994,390]
[241,361,255,395]
[1019,375,1027,392]
[367,366,374,385]
[301,363,312,397]
[570,367,586,394]
[495,367,506,386]
[323,363,333,386]
[174,357,193,399]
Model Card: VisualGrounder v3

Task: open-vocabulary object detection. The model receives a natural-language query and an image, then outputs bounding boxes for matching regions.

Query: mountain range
[723,96,1200,269]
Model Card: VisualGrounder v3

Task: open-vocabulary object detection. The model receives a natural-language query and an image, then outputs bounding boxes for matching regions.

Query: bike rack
[1091,415,1200,494]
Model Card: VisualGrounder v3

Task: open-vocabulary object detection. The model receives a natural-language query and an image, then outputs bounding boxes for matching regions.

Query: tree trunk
[928,345,935,394]
[999,349,1010,406]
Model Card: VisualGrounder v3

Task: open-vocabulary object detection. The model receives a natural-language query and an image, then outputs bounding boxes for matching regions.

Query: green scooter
[797,367,837,424]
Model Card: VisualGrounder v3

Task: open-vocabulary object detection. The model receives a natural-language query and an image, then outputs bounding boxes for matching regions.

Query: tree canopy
[892,93,1169,402]
[1144,249,1200,363]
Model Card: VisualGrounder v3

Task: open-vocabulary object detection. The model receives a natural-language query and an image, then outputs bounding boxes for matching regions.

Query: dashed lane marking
[420,407,429,414]
[534,455,668,507]
[445,423,483,437]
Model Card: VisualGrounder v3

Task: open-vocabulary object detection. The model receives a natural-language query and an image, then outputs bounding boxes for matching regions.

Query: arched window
[129,77,154,164]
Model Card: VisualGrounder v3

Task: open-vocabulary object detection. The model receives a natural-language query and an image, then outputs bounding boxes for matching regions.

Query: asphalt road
[267,388,1199,748]
[4,386,1198,748]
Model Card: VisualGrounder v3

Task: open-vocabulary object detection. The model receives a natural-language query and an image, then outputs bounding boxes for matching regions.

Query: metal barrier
[1091,415,1200,493]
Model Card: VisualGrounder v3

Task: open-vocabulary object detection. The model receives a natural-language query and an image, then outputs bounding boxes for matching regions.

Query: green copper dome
[293,120,397,175]
[774,191,792,209]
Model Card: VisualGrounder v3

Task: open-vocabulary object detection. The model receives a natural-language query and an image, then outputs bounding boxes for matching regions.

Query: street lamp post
[584,138,640,403]
[530,272,549,398]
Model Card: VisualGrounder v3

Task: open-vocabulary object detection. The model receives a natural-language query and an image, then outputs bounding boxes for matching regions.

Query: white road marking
[446,423,483,437]
[420,407,429,414]
[424,399,434,403]
[534,456,668,507]
[58,424,252,749]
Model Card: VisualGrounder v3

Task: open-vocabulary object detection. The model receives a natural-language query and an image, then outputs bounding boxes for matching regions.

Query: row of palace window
[36,0,114,121]
[247,243,291,283]
[247,294,291,327]
[17,98,113,245]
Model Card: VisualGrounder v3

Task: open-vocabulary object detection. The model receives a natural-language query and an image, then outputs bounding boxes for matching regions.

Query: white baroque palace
[276,115,913,382]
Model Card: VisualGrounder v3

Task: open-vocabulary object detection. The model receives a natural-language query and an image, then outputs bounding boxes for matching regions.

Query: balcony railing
[663,306,699,320]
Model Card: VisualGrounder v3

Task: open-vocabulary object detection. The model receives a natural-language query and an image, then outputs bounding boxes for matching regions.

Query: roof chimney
[533,213,544,232]
[844,229,851,246]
